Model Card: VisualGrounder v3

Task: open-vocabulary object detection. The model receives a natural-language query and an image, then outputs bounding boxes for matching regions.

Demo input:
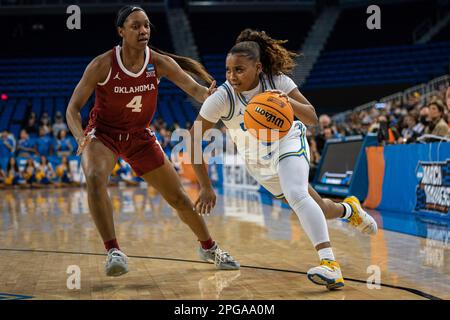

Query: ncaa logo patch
[146,64,156,77]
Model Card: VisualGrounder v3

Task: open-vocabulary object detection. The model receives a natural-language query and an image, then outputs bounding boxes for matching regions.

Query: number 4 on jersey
[126,95,142,112]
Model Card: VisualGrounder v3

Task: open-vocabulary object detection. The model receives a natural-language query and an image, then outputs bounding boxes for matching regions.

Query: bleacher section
[432,20,450,42]
[202,54,227,85]
[0,57,199,135]
[303,41,450,90]
[324,1,438,51]
[1,13,173,58]
[190,11,314,55]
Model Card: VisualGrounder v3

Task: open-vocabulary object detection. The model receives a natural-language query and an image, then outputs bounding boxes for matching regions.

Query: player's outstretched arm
[154,51,216,103]
[189,115,217,215]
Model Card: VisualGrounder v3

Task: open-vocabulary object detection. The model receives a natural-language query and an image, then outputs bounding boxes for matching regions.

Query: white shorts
[244,121,310,199]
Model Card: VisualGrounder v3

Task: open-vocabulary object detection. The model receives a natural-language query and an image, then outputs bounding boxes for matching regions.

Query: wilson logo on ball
[254,106,285,128]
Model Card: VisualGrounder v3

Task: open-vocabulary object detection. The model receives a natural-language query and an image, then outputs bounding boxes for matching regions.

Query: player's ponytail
[234,29,298,76]
[150,46,214,86]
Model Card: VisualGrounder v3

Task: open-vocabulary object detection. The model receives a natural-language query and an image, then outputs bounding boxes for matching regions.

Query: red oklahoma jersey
[87,45,158,132]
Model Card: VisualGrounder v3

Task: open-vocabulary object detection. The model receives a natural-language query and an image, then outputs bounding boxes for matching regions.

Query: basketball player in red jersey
[66,6,239,276]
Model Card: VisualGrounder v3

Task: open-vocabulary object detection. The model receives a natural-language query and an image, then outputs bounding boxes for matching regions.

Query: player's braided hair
[232,29,299,76]
[116,5,214,85]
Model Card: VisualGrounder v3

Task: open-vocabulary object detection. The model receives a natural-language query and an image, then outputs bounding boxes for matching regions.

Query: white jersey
[200,73,298,162]
[200,72,310,198]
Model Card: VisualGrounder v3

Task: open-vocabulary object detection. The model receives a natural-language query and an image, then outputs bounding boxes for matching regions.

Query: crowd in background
[1,84,449,188]
[306,85,450,171]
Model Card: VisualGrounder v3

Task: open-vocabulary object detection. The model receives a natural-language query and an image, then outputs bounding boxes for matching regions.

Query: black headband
[116,6,144,27]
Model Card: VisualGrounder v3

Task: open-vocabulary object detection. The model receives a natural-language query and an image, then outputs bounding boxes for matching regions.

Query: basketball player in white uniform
[190,29,377,290]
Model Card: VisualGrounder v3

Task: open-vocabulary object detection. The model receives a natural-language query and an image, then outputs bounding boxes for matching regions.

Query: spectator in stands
[391,105,407,121]
[323,126,335,141]
[52,111,69,138]
[446,87,450,111]
[446,87,450,126]
[22,157,37,187]
[315,114,332,154]
[405,92,423,110]
[399,113,419,143]
[307,133,320,181]
[359,110,374,128]
[319,114,331,130]
[335,124,349,137]
[35,155,55,186]
[154,117,166,131]
[35,126,53,157]
[55,155,72,186]
[413,105,429,136]
[0,130,16,160]
[371,115,400,144]
[424,100,449,137]
[359,116,373,135]
[39,112,52,135]
[346,113,363,135]
[0,166,5,188]
[16,129,37,157]
[158,127,174,156]
[54,129,73,156]
[4,157,21,187]
[23,113,39,136]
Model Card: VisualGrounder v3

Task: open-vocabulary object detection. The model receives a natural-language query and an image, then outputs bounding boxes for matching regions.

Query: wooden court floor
[0,185,448,300]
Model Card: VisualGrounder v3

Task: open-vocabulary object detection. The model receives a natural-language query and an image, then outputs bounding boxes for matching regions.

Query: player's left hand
[204,80,217,99]
[195,186,217,215]
[266,89,289,100]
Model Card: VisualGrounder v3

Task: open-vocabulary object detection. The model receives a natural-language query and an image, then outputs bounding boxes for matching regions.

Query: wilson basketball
[244,91,294,142]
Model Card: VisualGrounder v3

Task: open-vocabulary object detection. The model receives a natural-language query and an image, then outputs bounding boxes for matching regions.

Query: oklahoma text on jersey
[114,84,156,94]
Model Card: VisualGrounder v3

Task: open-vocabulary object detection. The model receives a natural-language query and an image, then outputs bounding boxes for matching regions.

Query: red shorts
[84,126,165,176]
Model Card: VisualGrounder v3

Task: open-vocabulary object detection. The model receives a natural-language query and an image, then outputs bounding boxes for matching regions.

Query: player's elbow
[303,109,318,126]
[309,113,319,126]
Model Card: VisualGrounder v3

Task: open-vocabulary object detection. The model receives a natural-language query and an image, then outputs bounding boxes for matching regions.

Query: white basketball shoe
[198,243,240,270]
[105,248,129,277]
[307,259,345,290]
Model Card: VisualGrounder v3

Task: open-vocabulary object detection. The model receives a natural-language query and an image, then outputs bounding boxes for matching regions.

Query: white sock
[341,202,353,219]
[318,247,335,261]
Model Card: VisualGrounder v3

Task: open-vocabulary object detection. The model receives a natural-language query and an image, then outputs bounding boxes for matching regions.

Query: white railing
[403,83,428,101]
[380,92,402,103]
[354,100,377,113]
[428,74,450,93]
[332,74,450,123]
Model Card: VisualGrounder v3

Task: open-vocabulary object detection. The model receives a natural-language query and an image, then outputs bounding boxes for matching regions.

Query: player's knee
[314,196,327,212]
[85,170,108,190]
[284,189,310,209]
[167,191,192,211]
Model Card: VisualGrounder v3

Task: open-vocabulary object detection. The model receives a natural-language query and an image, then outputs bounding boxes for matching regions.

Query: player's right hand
[195,187,217,215]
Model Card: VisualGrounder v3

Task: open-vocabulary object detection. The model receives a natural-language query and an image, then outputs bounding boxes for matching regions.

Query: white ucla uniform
[200,73,310,199]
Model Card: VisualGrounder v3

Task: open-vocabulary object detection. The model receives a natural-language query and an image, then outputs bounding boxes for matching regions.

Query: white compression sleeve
[278,156,331,247]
